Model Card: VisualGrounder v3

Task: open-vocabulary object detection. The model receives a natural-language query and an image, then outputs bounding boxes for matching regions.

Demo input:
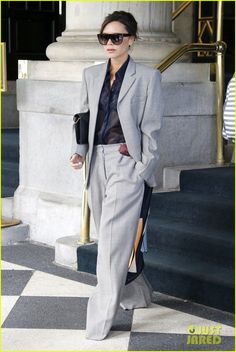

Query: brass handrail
[155,42,225,72]
[1,42,7,92]
[172,1,192,21]
[155,40,226,166]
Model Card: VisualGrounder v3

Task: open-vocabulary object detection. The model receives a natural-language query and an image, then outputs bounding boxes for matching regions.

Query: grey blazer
[72,56,163,188]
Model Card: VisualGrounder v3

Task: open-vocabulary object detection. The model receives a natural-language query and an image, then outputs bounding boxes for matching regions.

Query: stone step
[180,166,234,198]
[144,248,234,313]
[162,163,232,191]
[17,79,216,117]
[150,191,234,230]
[2,221,30,246]
[21,60,211,82]
[1,197,14,218]
[147,216,234,267]
[55,235,95,270]
[161,63,211,82]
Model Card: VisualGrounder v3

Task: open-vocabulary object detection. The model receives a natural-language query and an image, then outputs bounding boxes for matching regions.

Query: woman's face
[102,21,135,61]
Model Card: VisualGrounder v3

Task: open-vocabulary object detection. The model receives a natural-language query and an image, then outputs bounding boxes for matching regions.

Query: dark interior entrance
[1,1,66,80]
[192,1,235,84]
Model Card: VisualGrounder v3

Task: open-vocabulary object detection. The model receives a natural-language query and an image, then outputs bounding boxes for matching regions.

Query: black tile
[2,296,133,331]
[2,296,88,329]
[2,242,97,286]
[112,307,133,331]
[1,242,54,270]
[1,270,34,296]
[128,332,235,351]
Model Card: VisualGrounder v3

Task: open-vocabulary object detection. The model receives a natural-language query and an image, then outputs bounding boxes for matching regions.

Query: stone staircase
[1,128,19,197]
[76,166,234,313]
[1,128,30,245]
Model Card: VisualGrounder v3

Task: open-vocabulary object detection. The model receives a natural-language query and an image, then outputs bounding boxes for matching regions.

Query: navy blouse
[94,55,130,145]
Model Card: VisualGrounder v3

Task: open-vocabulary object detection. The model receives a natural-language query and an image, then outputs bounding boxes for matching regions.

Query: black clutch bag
[73,111,90,144]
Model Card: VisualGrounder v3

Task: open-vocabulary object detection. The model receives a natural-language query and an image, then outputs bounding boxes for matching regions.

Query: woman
[70,11,163,340]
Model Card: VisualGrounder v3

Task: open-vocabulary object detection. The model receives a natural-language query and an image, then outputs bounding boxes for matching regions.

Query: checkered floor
[1,242,235,351]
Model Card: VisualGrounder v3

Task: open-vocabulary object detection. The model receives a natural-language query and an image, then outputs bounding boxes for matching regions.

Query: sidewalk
[1,241,234,351]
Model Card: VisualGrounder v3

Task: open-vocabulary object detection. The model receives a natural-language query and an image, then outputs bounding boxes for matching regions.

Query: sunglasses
[97,33,131,45]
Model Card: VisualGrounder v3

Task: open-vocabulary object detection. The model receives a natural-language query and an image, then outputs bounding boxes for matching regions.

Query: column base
[46,39,181,67]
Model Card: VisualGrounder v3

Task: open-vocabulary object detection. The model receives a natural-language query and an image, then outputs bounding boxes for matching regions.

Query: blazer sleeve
[135,69,163,186]
[71,69,89,158]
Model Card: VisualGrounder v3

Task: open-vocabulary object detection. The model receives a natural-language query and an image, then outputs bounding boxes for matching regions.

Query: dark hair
[100,11,138,39]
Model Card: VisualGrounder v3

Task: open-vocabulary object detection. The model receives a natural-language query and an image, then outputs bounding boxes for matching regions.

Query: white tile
[1,260,33,270]
[2,328,130,350]
[1,296,20,324]
[21,270,94,297]
[132,303,235,336]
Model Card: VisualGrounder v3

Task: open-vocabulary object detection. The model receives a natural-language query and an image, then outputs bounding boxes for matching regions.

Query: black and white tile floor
[1,242,235,351]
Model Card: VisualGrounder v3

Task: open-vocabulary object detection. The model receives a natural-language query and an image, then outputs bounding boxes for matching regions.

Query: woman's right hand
[70,153,85,170]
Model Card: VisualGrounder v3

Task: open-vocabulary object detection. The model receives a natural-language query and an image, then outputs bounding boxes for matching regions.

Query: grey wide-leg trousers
[86,144,153,340]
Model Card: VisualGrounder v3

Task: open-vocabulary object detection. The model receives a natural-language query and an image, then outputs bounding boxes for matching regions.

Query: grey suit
[73,56,163,188]
[72,56,163,340]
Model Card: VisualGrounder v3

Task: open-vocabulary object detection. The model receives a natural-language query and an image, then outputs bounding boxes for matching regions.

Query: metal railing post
[80,158,90,243]
[215,1,225,164]
[1,42,7,92]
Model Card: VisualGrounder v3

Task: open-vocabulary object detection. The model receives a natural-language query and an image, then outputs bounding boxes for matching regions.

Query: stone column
[46,1,179,66]
[14,2,217,249]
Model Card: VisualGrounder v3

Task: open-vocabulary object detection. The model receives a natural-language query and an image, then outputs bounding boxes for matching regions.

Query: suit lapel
[89,61,108,144]
[118,57,136,104]
[93,61,108,114]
